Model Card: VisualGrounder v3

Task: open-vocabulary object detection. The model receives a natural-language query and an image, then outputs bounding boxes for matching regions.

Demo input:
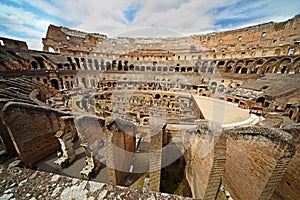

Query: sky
[0,0,299,50]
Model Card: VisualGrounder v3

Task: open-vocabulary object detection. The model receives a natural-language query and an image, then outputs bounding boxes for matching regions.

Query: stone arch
[275,58,292,74]
[211,81,217,87]
[88,59,93,70]
[207,67,214,74]
[30,61,38,70]
[187,67,193,72]
[65,81,70,89]
[129,64,134,71]
[163,67,168,72]
[293,57,300,73]
[118,60,123,71]
[218,84,225,93]
[50,79,59,90]
[235,66,242,73]
[225,65,232,73]
[256,96,265,107]
[259,58,278,74]
[217,61,226,68]
[225,61,235,73]
[82,77,87,88]
[181,67,186,72]
[241,67,248,74]
[74,57,81,69]
[195,61,201,72]
[81,58,88,70]
[57,64,63,70]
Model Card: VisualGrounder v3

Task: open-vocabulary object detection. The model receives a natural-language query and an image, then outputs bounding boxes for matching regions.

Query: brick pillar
[148,128,163,191]
[259,157,292,199]
[105,125,117,185]
[203,134,226,200]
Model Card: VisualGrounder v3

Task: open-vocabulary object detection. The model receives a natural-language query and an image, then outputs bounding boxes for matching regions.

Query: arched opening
[225,66,232,73]
[118,61,123,71]
[207,67,214,74]
[64,63,70,70]
[256,97,265,106]
[74,57,81,69]
[217,61,225,67]
[181,67,186,72]
[211,82,217,87]
[50,79,59,90]
[235,66,241,73]
[82,77,87,88]
[163,67,168,72]
[30,61,38,70]
[81,58,87,70]
[218,85,225,93]
[187,67,193,72]
[106,62,111,71]
[280,66,287,74]
[88,59,93,70]
[155,94,161,99]
[94,59,99,70]
[65,81,70,89]
[201,66,207,73]
[129,64,134,71]
[241,67,248,74]
[141,66,145,71]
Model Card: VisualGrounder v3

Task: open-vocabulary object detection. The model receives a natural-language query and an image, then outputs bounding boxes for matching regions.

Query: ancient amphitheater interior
[0,14,300,200]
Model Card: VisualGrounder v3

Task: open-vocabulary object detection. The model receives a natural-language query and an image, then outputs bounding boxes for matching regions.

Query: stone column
[105,123,117,185]
[148,127,163,191]
[259,157,292,199]
[148,107,166,192]
[203,133,226,200]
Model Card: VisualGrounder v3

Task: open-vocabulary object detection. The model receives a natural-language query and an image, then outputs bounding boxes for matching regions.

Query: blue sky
[0,0,299,50]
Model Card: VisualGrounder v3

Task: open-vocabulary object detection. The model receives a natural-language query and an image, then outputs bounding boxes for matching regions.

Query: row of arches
[27,55,300,76]
[221,56,300,74]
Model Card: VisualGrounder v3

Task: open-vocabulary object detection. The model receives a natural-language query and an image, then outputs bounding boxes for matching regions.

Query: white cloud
[0,3,53,36]
[1,0,299,50]
[0,30,42,50]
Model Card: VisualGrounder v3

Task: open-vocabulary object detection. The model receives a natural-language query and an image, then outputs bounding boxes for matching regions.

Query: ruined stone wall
[1,102,68,166]
[0,165,191,200]
[95,89,196,124]
[105,118,136,186]
[272,127,300,200]
[41,15,300,61]
[0,37,28,51]
[182,122,226,199]
[223,127,295,200]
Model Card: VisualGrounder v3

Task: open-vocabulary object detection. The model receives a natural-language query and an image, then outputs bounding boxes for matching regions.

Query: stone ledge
[0,165,192,200]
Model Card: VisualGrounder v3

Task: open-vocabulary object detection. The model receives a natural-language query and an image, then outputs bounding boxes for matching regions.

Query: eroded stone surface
[0,165,192,200]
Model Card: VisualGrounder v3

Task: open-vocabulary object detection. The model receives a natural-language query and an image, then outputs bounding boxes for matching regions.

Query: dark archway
[241,67,248,74]
[235,66,241,73]
[50,79,59,90]
[30,61,38,70]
